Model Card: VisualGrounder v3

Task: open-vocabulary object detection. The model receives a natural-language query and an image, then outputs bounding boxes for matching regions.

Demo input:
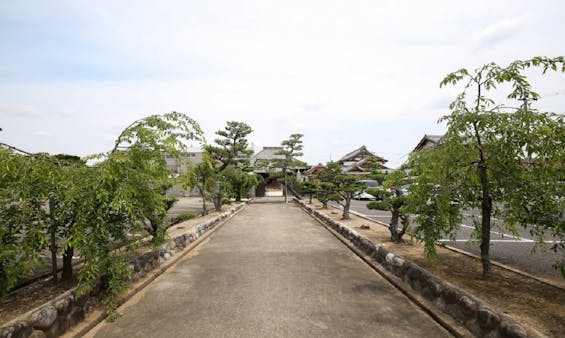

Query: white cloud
[1,0,564,168]
[473,16,528,50]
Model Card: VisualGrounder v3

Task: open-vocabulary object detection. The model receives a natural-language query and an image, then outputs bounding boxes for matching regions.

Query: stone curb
[297,199,547,338]
[0,202,248,338]
[330,203,565,291]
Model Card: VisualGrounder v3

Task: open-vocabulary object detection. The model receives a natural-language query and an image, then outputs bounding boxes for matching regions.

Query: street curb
[65,202,250,338]
[330,203,565,291]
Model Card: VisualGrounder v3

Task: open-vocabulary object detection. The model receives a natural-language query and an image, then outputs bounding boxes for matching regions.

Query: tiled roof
[251,147,285,162]
[413,134,443,152]
[338,145,386,163]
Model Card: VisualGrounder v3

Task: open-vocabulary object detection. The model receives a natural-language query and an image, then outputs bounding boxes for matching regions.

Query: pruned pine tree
[367,170,411,242]
[204,121,255,210]
[275,133,305,203]
[318,162,358,219]
[314,181,341,209]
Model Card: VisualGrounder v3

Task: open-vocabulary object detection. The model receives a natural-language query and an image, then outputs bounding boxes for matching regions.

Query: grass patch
[169,211,196,226]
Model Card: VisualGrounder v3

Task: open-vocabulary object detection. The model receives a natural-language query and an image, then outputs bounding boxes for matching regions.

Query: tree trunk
[342,197,351,220]
[48,200,58,283]
[213,197,222,212]
[472,117,492,279]
[389,208,400,242]
[199,187,207,216]
[50,224,58,283]
[308,194,313,204]
[61,246,74,281]
[478,163,492,279]
[148,219,158,242]
[284,175,288,203]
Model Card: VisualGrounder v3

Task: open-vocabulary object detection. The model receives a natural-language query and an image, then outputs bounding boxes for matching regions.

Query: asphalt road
[345,199,564,281]
[88,198,451,338]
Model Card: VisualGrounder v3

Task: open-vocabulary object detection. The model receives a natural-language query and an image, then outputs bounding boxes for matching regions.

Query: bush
[169,211,196,226]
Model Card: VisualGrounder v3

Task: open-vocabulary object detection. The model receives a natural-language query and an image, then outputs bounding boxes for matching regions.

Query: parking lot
[344,199,564,282]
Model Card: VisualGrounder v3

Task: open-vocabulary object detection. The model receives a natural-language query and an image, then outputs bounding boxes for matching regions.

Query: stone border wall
[295,199,546,338]
[0,203,246,338]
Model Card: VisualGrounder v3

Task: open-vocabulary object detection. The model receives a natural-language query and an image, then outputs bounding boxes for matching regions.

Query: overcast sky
[1,0,564,168]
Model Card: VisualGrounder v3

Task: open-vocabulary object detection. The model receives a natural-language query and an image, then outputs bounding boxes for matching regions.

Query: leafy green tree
[275,133,305,203]
[318,162,358,219]
[223,166,259,202]
[209,169,234,211]
[408,56,565,278]
[46,155,85,282]
[72,112,204,317]
[0,146,49,294]
[367,171,410,242]
[0,112,204,312]
[183,153,216,216]
[0,147,81,286]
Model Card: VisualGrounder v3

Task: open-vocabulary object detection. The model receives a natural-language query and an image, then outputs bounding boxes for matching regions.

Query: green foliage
[364,156,387,183]
[313,181,340,208]
[409,56,565,277]
[169,211,197,226]
[182,152,216,215]
[275,133,305,202]
[0,112,205,317]
[367,170,411,242]
[223,166,259,201]
[0,147,48,294]
[205,121,253,171]
[199,121,255,210]
[75,112,203,316]
[300,181,318,203]
[275,133,305,171]
[316,162,358,219]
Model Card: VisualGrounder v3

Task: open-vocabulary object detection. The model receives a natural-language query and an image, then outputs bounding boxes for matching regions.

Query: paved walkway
[87,198,451,337]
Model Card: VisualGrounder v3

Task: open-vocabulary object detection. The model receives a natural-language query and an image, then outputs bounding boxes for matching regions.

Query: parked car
[353,191,377,200]
[354,180,382,200]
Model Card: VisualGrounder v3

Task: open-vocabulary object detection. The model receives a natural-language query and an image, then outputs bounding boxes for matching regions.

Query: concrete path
[88,198,451,337]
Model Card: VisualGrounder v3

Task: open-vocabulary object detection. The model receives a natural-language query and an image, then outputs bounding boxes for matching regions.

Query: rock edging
[0,203,247,338]
[295,199,546,338]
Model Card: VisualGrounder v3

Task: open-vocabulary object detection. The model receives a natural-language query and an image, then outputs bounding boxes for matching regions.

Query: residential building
[250,146,308,196]
[337,145,388,175]
[412,134,442,153]
[165,147,203,176]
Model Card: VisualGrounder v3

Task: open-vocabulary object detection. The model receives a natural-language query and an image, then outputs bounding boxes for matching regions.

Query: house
[337,145,388,175]
[303,163,326,176]
[250,147,286,173]
[165,147,203,197]
[412,134,442,153]
[250,146,308,196]
[302,163,327,183]
[165,147,203,176]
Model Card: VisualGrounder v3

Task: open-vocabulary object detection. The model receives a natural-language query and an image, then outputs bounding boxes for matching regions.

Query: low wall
[0,203,246,338]
[295,199,545,338]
